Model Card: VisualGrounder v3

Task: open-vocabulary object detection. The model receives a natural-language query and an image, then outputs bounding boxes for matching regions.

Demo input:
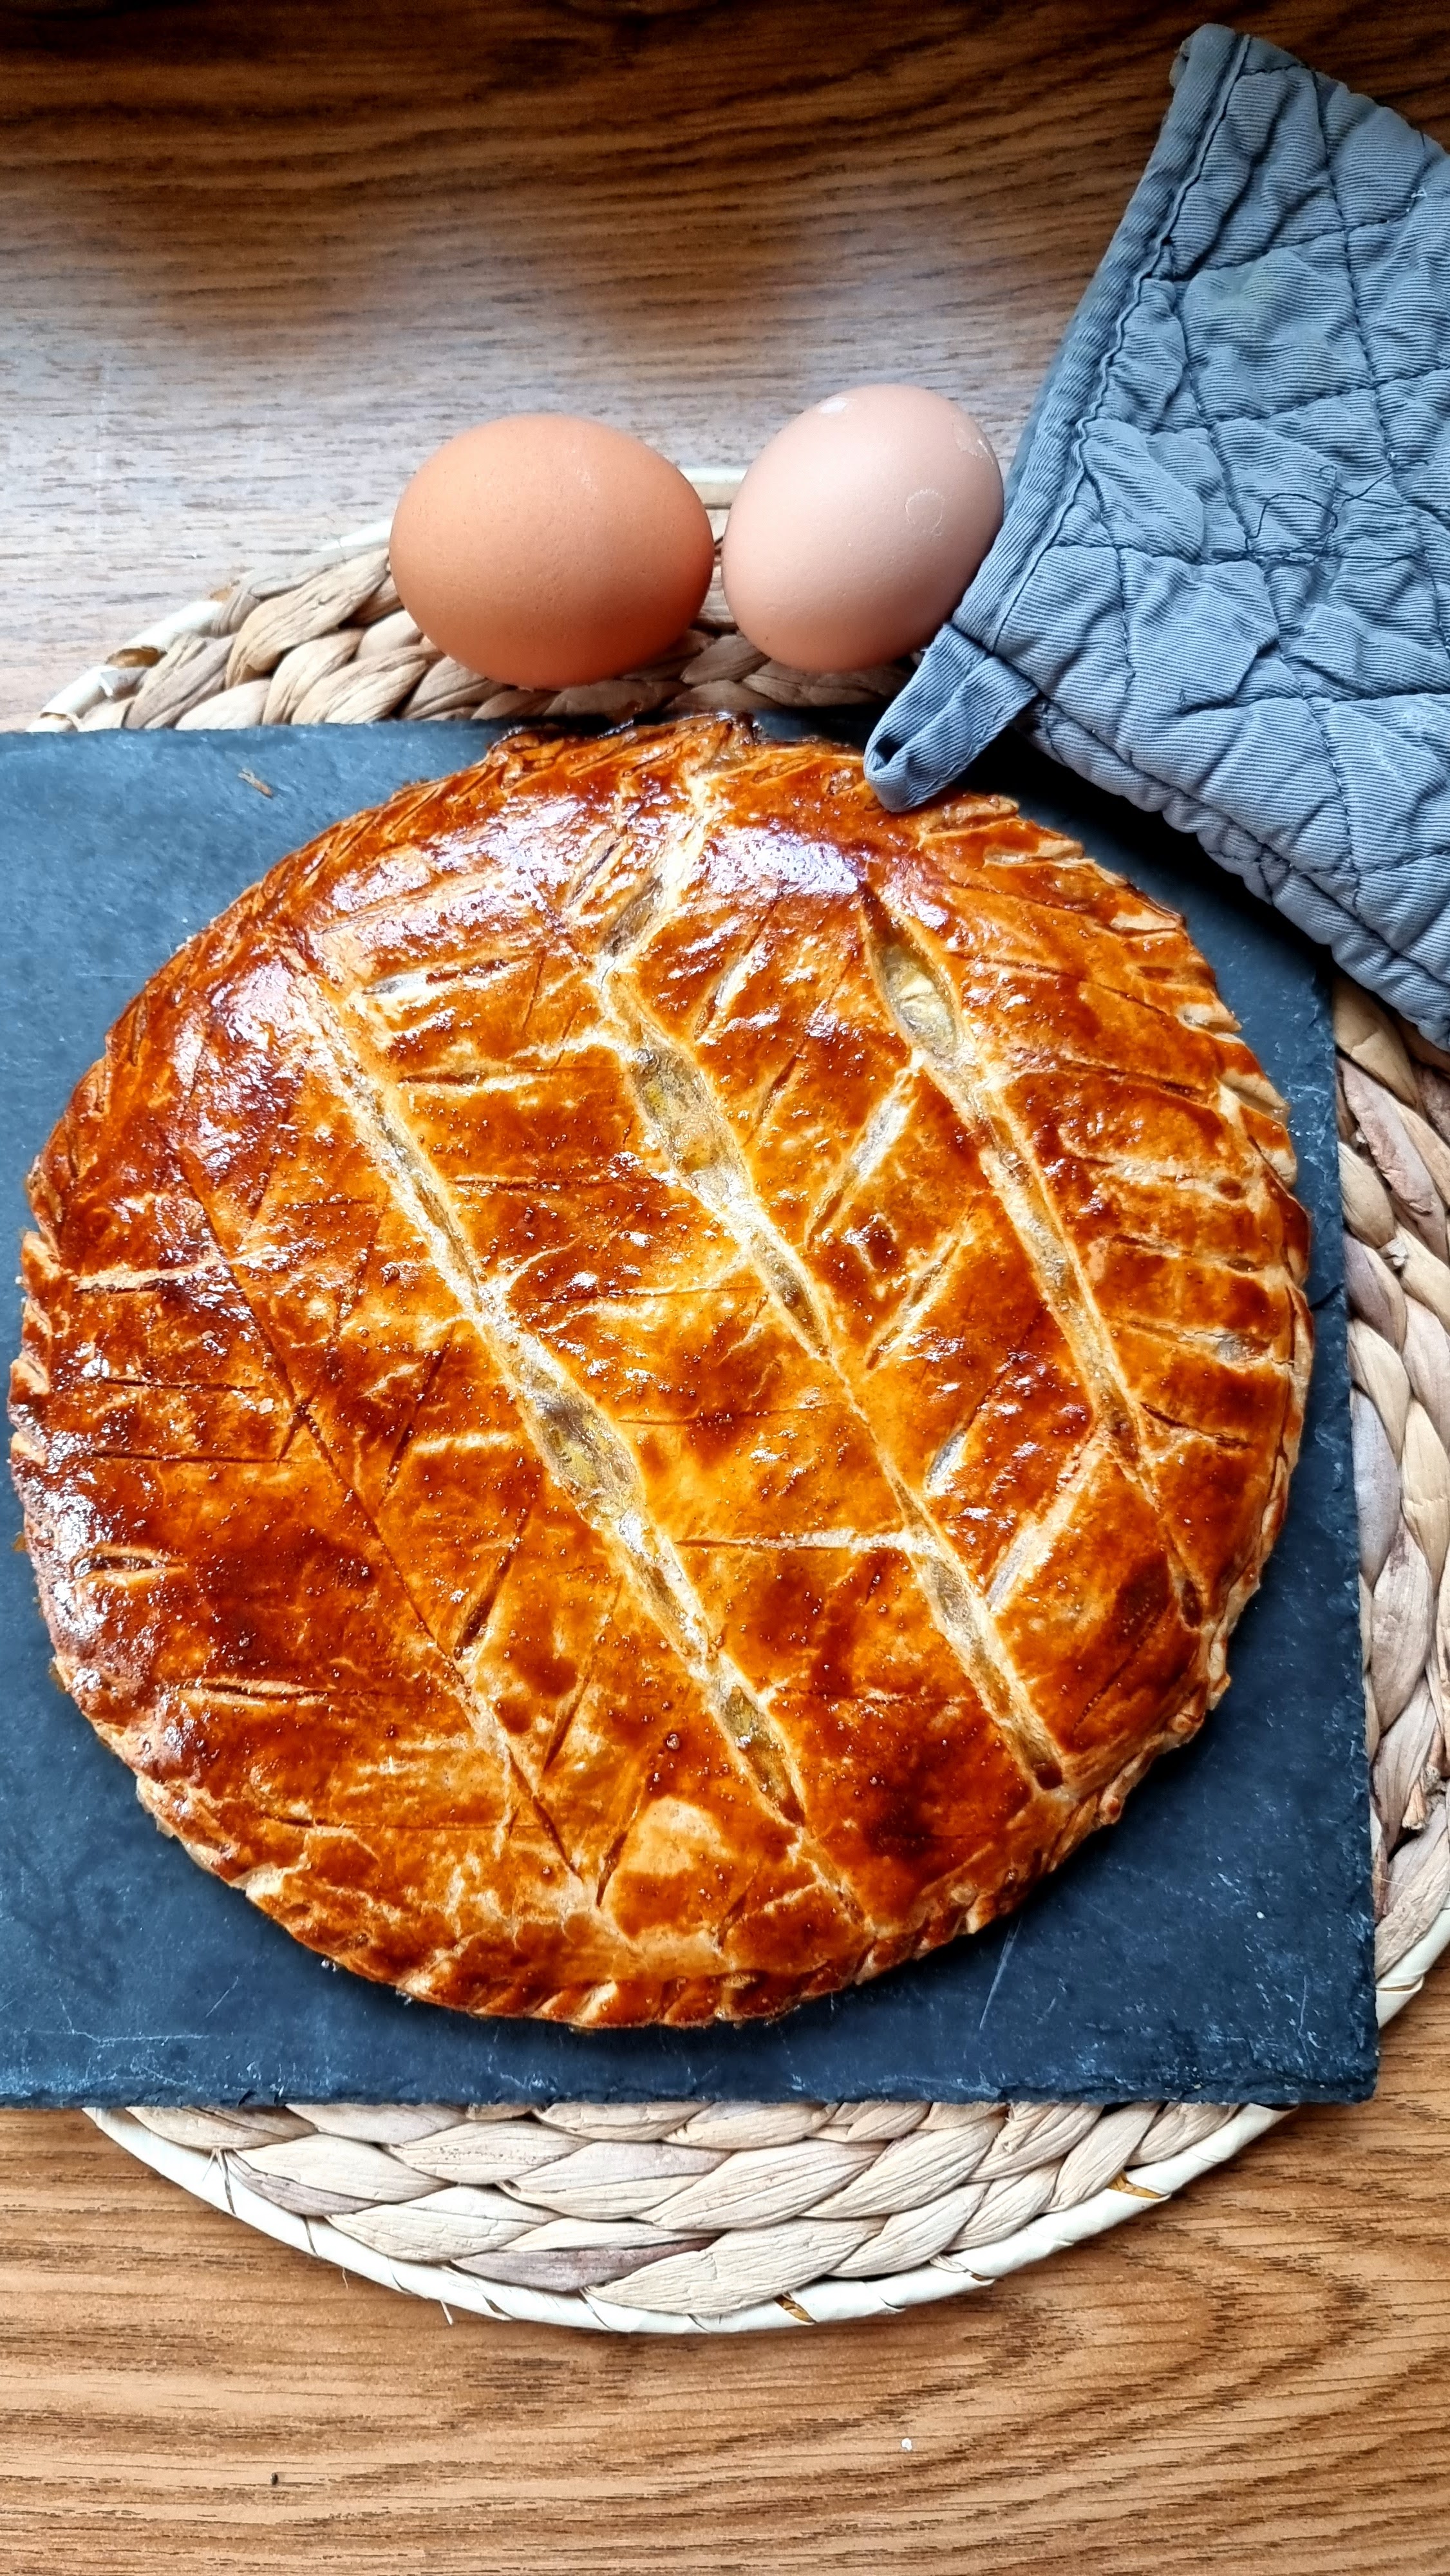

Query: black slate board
[0,722,1376,2105]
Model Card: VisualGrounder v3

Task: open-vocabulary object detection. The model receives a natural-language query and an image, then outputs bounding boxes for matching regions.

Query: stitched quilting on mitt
[867,24,1450,1048]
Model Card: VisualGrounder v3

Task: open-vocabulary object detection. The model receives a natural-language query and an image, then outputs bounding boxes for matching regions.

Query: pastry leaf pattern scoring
[9,720,1312,2025]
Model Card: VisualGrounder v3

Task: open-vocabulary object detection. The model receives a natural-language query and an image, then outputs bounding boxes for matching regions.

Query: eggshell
[391,416,715,688]
[722,385,1003,672]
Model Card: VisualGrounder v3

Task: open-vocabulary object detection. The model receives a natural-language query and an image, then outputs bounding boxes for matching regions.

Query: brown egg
[391,416,715,688]
[722,385,1003,673]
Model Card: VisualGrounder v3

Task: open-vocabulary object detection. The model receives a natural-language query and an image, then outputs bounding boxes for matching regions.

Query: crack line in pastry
[1124,1311,1272,1365]
[376,1333,453,1504]
[567,835,1068,1798]
[807,1070,916,1248]
[863,898,1211,1625]
[983,1442,1100,1612]
[858,1221,964,1378]
[291,975,860,1917]
[70,1260,234,1294]
[1067,1147,1265,1203]
[162,1153,588,1896]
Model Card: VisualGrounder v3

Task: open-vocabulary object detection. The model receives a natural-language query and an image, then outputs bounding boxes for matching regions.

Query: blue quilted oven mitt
[866,24,1450,1047]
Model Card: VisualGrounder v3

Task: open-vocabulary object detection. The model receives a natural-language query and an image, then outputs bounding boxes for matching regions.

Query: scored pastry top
[9,718,1312,2025]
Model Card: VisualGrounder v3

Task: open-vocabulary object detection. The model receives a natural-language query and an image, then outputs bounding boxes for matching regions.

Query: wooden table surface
[4,1,1450,2566]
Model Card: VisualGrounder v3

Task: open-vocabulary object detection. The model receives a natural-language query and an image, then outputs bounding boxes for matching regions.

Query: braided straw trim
[30,475,914,740]
[40,520,1450,2330]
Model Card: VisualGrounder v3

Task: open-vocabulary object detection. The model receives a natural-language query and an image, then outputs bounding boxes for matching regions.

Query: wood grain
[5,1,1450,2564]
[2,1984,1449,2573]
[5,0,1450,731]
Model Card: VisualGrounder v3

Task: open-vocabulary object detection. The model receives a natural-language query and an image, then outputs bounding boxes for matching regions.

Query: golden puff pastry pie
[8,719,1312,2025]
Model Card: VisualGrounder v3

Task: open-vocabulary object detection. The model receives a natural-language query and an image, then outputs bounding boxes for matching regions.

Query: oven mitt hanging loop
[867,24,1450,1048]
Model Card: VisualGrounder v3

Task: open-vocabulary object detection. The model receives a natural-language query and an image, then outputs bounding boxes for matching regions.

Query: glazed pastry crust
[8,720,1312,2025]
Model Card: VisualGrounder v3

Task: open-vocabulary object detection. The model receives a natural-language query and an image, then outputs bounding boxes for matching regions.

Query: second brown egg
[722,386,1003,674]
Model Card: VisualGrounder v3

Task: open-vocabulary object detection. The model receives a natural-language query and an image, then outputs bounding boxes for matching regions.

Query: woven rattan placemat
[31,485,1450,2333]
